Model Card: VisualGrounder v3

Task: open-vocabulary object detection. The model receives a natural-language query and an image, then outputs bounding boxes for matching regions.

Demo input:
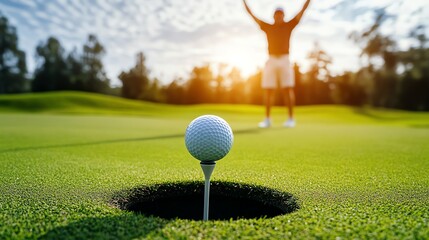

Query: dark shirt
[259,19,298,55]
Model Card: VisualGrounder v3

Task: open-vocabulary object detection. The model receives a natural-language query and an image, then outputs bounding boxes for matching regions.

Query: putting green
[1,92,428,239]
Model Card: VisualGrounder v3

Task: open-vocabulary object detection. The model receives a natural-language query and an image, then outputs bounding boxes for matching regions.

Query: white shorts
[262,55,295,89]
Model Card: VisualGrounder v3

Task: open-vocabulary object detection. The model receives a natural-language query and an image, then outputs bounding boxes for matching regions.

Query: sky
[1,0,428,85]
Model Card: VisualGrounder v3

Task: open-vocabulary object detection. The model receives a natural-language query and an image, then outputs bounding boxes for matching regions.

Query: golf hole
[111,181,299,220]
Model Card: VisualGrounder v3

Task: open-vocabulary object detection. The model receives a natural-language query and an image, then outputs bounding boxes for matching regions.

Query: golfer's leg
[283,88,295,119]
[280,56,296,127]
[265,89,274,118]
[259,57,276,127]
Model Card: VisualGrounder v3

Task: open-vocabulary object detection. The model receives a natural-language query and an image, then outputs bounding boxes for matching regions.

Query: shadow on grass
[353,108,407,121]
[233,128,261,135]
[39,214,167,240]
[409,124,429,129]
[0,128,260,153]
[0,134,184,153]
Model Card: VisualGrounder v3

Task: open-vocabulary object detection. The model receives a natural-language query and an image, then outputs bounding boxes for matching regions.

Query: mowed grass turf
[0,92,428,239]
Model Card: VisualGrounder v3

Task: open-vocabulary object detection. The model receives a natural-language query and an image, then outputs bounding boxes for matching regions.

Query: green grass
[1,91,428,239]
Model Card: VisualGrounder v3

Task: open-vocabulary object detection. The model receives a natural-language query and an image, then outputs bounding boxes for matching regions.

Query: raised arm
[291,0,311,24]
[243,0,263,25]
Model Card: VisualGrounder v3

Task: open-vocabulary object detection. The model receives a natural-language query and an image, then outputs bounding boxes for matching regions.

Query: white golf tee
[200,162,215,221]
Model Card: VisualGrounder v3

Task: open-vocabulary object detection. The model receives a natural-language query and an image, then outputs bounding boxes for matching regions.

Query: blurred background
[0,0,428,110]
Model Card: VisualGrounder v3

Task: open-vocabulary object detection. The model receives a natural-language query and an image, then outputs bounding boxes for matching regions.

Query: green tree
[307,42,332,82]
[119,52,150,99]
[164,78,186,104]
[398,25,429,110]
[305,42,333,104]
[228,67,246,104]
[0,12,27,93]
[65,48,85,91]
[186,65,213,104]
[293,63,307,105]
[330,71,366,106]
[143,78,163,102]
[350,11,399,108]
[247,70,263,105]
[82,34,109,93]
[213,64,228,103]
[32,37,70,92]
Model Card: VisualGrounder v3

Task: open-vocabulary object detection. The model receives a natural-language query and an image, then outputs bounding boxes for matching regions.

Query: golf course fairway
[1,92,428,239]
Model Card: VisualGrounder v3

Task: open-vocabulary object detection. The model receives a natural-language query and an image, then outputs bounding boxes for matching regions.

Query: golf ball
[185,115,233,162]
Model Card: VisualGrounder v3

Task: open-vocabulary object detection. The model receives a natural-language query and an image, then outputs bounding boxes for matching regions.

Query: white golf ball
[185,115,233,162]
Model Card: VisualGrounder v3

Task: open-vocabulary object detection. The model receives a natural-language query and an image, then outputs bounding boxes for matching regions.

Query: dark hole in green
[112,181,299,220]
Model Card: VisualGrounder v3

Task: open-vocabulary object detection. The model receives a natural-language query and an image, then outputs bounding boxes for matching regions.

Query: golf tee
[200,162,216,221]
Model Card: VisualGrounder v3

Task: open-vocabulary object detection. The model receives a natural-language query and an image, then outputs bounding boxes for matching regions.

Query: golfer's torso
[263,23,294,55]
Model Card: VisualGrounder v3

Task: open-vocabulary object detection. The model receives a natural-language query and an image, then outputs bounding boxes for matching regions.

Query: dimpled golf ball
[185,115,233,162]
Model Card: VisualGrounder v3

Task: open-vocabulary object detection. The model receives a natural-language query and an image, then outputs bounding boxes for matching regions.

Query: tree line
[1,11,428,111]
[1,12,111,95]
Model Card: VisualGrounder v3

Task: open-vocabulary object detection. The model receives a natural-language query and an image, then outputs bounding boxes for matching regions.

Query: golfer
[243,0,311,128]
